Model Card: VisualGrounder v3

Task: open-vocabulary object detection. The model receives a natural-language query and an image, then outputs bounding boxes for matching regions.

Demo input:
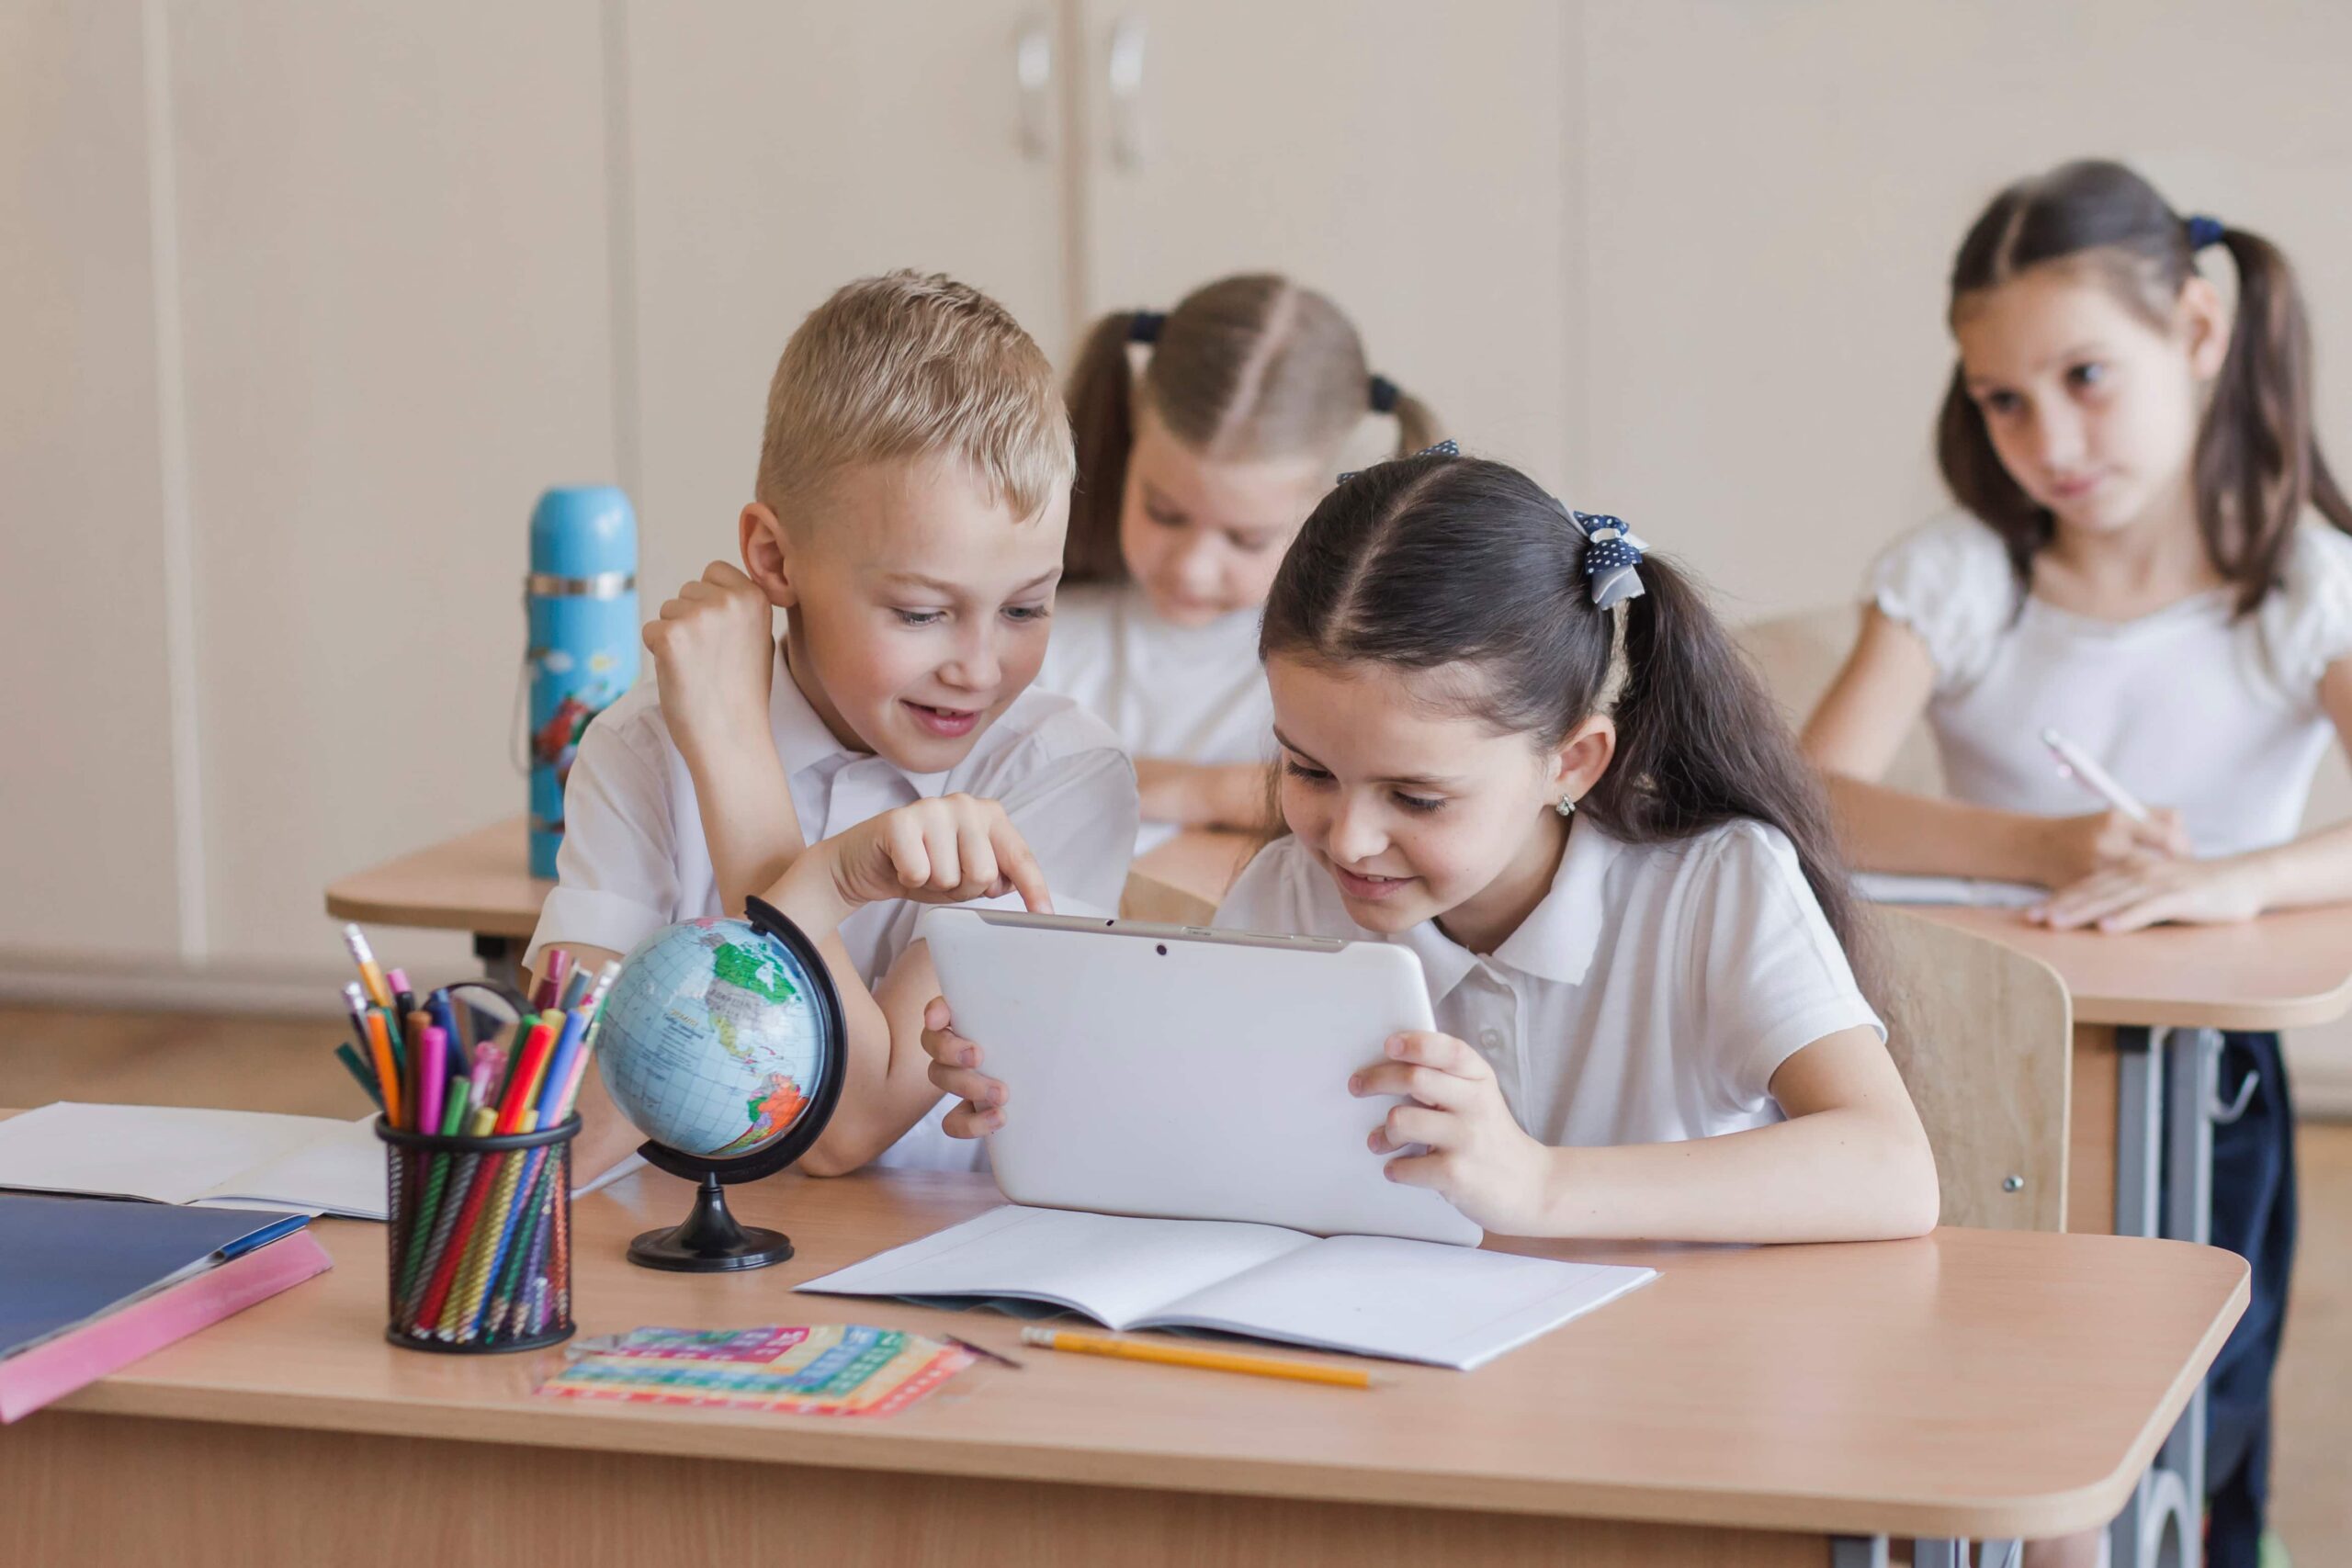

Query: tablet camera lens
[1155,944,1168,956]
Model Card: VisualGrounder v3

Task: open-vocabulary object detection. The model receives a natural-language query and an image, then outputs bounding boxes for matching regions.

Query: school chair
[1735,605,1942,796]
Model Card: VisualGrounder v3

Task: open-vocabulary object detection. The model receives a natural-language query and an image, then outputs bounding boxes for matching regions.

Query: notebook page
[1144,1234,1657,1369]
[0,1105,347,1207]
[797,1206,1316,1329]
[198,1119,385,1220]
[1855,873,2044,908]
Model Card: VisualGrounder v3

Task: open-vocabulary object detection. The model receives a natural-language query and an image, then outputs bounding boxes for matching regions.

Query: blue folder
[0,1194,309,1359]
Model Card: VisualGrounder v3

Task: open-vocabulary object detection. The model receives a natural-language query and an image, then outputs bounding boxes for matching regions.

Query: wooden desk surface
[1912,903,2352,1032]
[324,817,546,939]
[46,1161,2244,1542]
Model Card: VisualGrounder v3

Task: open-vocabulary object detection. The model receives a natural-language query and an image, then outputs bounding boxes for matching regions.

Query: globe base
[626,1171,795,1272]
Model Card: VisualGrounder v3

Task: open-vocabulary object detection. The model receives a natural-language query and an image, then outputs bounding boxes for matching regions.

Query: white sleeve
[1688,825,1883,1111]
[1211,836,1317,934]
[527,714,678,967]
[1867,515,2015,692]
[989,744,1141,920]
[2255,521,2352,705]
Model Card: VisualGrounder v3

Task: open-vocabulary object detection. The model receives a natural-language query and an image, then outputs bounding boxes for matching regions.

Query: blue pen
[536,1009,594,1124]
[427,989,462,1077]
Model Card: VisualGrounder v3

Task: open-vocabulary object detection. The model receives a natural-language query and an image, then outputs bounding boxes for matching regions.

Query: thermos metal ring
[526,570,637,599]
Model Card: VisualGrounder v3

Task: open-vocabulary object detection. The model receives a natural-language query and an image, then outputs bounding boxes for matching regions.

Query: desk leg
[474,931,526,990]
[2106,1026,2202,1568]
[1830,1540,1888,1567]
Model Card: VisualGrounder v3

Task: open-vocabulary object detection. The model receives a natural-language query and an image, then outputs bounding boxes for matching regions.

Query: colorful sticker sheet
[537,1325,974,1417]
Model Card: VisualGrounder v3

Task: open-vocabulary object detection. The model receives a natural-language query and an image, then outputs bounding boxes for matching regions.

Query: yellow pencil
[1017,1327,1377,1389]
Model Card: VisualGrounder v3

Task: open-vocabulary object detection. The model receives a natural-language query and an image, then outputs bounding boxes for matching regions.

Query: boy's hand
[923,997,1008,1138]
[820,795,1054,916]
[1351,1031,1552,1235]
[643,561,775,766]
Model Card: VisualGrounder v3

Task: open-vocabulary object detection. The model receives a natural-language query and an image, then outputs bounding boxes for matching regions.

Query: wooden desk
[5,1161,2245,1566]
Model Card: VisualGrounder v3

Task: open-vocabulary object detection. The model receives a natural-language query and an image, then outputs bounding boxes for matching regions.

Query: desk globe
[594,897,845,1270]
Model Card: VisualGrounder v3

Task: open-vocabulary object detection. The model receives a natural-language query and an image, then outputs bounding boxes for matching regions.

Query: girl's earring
[1556,794,1577,818]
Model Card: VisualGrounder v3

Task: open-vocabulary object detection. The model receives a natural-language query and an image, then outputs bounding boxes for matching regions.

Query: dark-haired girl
[1804,160,2341,1567]
[1038,274,1440,848]
[928,448,1939,1245]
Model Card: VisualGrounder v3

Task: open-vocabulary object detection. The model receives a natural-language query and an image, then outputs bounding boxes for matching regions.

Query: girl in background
[1804,160,2352,1567]
[933,446,1938,1247]
[1042,274,1440,846]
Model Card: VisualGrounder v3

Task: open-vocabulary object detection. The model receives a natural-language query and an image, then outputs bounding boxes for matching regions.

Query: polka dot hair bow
[1570,509,1648,610]
[1337,438,1458,484]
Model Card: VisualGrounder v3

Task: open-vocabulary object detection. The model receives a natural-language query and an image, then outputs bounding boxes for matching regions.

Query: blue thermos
[527,487,640,878]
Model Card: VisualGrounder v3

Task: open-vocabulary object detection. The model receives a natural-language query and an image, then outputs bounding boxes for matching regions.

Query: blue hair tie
[1571,510,1648,611]
[2186,215,2226,252]
[1126,310,1166,344]
[1337,438,1457,485]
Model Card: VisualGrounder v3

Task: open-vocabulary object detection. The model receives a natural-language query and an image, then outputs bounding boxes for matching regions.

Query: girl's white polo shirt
[1214,819,1883,1146]
[1036,582,1273,851]
[529,645,1140,1169]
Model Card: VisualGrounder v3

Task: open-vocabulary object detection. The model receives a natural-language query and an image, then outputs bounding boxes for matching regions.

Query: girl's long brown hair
[1063,274,1440,583]
[1939,159,2352,612]
[1260,451,1875,976]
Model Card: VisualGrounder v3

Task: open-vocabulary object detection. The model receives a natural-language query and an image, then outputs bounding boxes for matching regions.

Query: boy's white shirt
[531,645,1140,1170]
[1214,819,1883,1147]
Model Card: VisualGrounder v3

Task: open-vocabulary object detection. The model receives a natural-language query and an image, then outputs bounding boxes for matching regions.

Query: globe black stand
[622,897,848,1274]
[628,1170,796,1271]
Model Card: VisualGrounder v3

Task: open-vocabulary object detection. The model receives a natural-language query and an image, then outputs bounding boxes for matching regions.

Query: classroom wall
[7,0,2352,1100]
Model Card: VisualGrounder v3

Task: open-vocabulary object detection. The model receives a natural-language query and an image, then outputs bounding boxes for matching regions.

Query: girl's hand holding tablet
[922,998,1007,1138]
[1351,1031,1552,1236]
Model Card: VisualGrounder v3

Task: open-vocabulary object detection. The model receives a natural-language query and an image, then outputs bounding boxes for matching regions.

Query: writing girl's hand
[819,795,1054,915]
[1350,1031,1553,1235]
[922,997,1008,1139]
[2039,806,2190,886]
[642,561,775,767]
[2031,852,2267,933]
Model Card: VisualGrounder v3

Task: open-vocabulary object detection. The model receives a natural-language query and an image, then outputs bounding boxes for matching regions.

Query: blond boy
[529,272,1138,1179]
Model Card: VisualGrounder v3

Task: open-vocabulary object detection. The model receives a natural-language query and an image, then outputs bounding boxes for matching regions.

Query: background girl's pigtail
[1593,554,1871,964]
[2199,227,2352,608]
[1063,309,1144,583]
[1386,387,1442,457]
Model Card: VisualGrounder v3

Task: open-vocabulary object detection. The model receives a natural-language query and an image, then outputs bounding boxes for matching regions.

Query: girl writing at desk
[1801,160,2352,1568]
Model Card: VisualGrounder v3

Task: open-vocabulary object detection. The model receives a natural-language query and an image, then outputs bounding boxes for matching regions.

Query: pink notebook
[0,1231,333,1423]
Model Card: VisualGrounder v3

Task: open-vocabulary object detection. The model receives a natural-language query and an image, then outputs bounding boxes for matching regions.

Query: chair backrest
[1871,908,2073,1231]
[1734,605,1943,797]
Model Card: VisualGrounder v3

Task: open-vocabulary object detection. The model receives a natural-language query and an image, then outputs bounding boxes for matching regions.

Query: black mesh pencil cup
[378,1113,578,1354]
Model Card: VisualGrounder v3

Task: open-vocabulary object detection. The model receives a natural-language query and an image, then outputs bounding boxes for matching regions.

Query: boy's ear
[739,503,798,609]
[1551,715,1617,807]
[2180,276,2231,381]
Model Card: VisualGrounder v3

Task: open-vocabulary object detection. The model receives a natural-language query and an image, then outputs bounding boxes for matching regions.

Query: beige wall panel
[0,1,183,958]
[1075,0,1576,491]
[168,2,616,974]
[623,1,1070,607]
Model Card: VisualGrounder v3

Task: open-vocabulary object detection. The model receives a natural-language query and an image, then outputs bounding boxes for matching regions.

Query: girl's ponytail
[1593,555,1868,961]
[2199,227,2352,608]
[1386,386,1442,457]
[1063,309,1144,583]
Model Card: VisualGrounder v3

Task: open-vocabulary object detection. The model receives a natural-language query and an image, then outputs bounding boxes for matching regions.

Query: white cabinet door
[1072,2,1575,490]
[624,1,1074,604]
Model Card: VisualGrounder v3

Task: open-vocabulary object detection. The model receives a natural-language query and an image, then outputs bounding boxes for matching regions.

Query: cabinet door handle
[1014,17,1054,160]
[1106,16,1146,169]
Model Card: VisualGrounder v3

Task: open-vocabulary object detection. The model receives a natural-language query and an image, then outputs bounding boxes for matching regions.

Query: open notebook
[1856,872,2045,908]
[798,1205,1657,1371]
[0,1104,385,1220]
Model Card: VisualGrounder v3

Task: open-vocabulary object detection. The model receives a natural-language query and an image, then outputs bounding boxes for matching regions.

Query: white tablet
[922,909,1481,1247]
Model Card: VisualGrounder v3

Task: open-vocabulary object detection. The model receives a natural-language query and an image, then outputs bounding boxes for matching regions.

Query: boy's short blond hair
[756,270,1073,524]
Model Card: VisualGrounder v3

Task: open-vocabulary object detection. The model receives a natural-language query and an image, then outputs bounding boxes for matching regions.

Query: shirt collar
[765,642,953,797]
[1393,818,1619,995]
